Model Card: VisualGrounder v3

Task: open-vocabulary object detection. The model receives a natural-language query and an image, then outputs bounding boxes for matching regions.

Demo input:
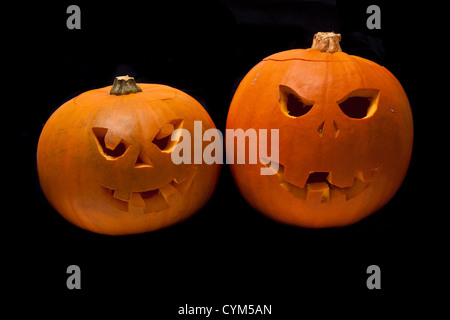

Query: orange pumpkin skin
[37,79,220,235]
[226,34,413,228]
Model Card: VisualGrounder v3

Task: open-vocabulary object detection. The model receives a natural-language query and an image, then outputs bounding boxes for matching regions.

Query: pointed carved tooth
[128,192,145,214]
[283,167,310,189]
[104,130,122,150]
[327,170,354,188]
[113,189,131,201]
[306,182,329,203]
[159,184,182,207]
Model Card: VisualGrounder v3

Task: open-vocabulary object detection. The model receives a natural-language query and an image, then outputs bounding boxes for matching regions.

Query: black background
[10,0,442,316]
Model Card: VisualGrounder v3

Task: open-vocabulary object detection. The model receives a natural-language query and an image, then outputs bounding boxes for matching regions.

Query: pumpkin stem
[110,75,143,95]
[311,32,342,53]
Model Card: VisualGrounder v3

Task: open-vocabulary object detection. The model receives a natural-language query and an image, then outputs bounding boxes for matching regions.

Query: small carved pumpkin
[37,76,220,235]
[226,32,413,228]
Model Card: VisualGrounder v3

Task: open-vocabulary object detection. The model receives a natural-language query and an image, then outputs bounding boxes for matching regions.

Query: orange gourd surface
[37,76,220,235]
[226,33,413,228]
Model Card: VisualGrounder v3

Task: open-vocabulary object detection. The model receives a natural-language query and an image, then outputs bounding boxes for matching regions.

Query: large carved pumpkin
[226,32,413,228]
[37,76,220,235]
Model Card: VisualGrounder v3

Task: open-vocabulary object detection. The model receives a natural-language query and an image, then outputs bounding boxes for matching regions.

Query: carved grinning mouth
[264,161,379,203]
[100,167,197,214]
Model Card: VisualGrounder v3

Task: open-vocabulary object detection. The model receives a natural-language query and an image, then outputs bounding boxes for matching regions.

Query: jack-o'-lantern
[37,76,220,235]
[226,32,413,228]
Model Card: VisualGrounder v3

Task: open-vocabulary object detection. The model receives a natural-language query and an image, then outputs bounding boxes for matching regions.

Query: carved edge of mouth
[263,161,378,203]
[100,167,197,214]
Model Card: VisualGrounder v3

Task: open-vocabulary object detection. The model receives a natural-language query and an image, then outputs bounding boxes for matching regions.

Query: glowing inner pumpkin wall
[226,33,413,228]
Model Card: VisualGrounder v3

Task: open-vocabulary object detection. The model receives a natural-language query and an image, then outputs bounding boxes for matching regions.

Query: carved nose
[317,120,340,138]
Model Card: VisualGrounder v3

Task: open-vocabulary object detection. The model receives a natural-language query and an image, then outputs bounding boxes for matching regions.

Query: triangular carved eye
[337,89,379,119]
[279,85,315,118]
[152,119,184,152]
[92,127,129,158]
